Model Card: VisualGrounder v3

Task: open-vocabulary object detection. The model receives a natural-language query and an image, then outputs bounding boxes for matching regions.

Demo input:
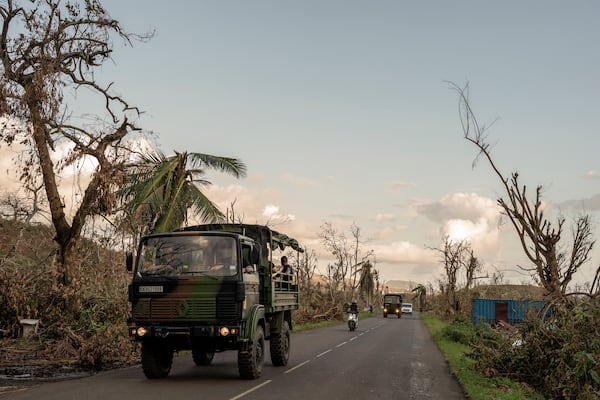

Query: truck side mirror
[126,252,134,272]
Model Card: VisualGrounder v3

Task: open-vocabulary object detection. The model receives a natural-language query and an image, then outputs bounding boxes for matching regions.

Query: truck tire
[141,342,173,379]
[383,313,387,318]
[270,320,290,366]
[192,346,215,366]
[238,325,265,379]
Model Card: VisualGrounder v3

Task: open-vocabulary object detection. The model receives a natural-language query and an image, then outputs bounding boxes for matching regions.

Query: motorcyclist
[348,300,359,315]
[347,300,359,331]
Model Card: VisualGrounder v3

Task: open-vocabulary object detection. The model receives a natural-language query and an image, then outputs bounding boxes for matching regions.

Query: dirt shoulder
[0,361,97,397]
[0,339,133,394]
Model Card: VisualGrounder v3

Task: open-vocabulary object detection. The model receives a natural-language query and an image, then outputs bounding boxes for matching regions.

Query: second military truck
[383,293,403,318]
[126,224,302,379]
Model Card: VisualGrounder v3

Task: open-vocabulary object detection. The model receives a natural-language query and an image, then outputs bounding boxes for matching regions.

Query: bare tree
[431,235,470,313]
[322,263,338,303]
[464,249,484,290]
[491,269,505,285]
[450,82,600,301]
[320,221,352,297]
[293,247,318,311]
[350,224,361,292]
[1,192,35,222]
[319,221,372,304]
[0,0,153,307]
[225,199,245,224]
[349,223,374,297]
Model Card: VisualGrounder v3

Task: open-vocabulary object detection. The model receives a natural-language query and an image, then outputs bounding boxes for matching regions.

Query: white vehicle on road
[401,303,413,315]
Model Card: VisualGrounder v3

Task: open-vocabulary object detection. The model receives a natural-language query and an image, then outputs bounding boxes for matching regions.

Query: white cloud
[407,192,518,272]
[262,204,280,217]
[417,192,501,224]
[205,184,298,226]
[371,226,398,241]
[440,217,501,257]
[370,241,437,265]
[442,218,489,242]
[262,204,296,222]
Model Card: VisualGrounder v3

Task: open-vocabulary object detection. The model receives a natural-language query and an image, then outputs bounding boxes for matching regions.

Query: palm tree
[411,284,427,312]
[121,150,246,234]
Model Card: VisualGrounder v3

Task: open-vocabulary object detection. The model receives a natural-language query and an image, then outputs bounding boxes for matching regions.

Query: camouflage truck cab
[126,224,302,379]
[383,293,403,318]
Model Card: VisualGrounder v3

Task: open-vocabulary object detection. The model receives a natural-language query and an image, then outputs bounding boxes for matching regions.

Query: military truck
[126,224,302,380]
[383,293,403,318]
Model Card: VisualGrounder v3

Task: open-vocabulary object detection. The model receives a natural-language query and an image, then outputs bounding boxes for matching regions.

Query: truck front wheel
[270,320,290,366]
[141,341,173,379]
[238,325,265,379]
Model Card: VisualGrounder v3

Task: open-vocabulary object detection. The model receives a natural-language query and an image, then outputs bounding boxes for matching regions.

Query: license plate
[139,286,163,293]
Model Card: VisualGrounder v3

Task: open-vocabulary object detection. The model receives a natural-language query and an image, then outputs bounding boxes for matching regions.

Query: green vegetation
[467,304,600,400]
[422,313,543,400]
[120,151,246,235]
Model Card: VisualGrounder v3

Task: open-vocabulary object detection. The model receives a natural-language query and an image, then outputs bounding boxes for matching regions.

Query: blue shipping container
[471,298,546,326]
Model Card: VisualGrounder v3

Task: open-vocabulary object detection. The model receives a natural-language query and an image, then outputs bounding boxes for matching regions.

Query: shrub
[78,324,137,369]
[441,319,477,345]
[468,301,600,399]
[0,218,134,370]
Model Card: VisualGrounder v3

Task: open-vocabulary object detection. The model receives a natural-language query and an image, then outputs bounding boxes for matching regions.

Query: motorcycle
[348,312,358,331]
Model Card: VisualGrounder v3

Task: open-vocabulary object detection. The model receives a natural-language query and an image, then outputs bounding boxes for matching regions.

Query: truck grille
[217,296,237,320]
[133,297,238,321]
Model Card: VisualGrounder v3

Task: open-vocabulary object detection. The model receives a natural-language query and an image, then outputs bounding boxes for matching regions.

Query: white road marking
[229,380,272,400]
[230,320,383,399]
[284,360,310,374]
[316,349,332,358]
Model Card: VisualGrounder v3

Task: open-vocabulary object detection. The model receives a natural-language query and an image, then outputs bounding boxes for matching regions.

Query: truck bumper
[129,324,241,340]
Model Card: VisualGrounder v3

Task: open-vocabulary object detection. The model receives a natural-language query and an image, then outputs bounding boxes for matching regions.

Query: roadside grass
[422,313,543,400]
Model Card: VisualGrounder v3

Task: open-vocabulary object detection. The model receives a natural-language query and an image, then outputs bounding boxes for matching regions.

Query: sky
[3,1,600,289]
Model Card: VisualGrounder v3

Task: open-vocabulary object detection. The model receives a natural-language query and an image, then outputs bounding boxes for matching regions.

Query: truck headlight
[137,326,148,337]
[219,327,230,336]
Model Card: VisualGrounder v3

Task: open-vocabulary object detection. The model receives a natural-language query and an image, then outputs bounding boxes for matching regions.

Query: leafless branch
[450,81,596,301]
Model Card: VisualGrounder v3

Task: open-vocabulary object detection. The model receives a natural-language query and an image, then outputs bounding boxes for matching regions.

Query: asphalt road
[2,313,465,400]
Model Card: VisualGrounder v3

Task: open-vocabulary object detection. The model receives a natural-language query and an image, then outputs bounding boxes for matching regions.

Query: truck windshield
[384,295,401,304]
[137,235,238,277]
